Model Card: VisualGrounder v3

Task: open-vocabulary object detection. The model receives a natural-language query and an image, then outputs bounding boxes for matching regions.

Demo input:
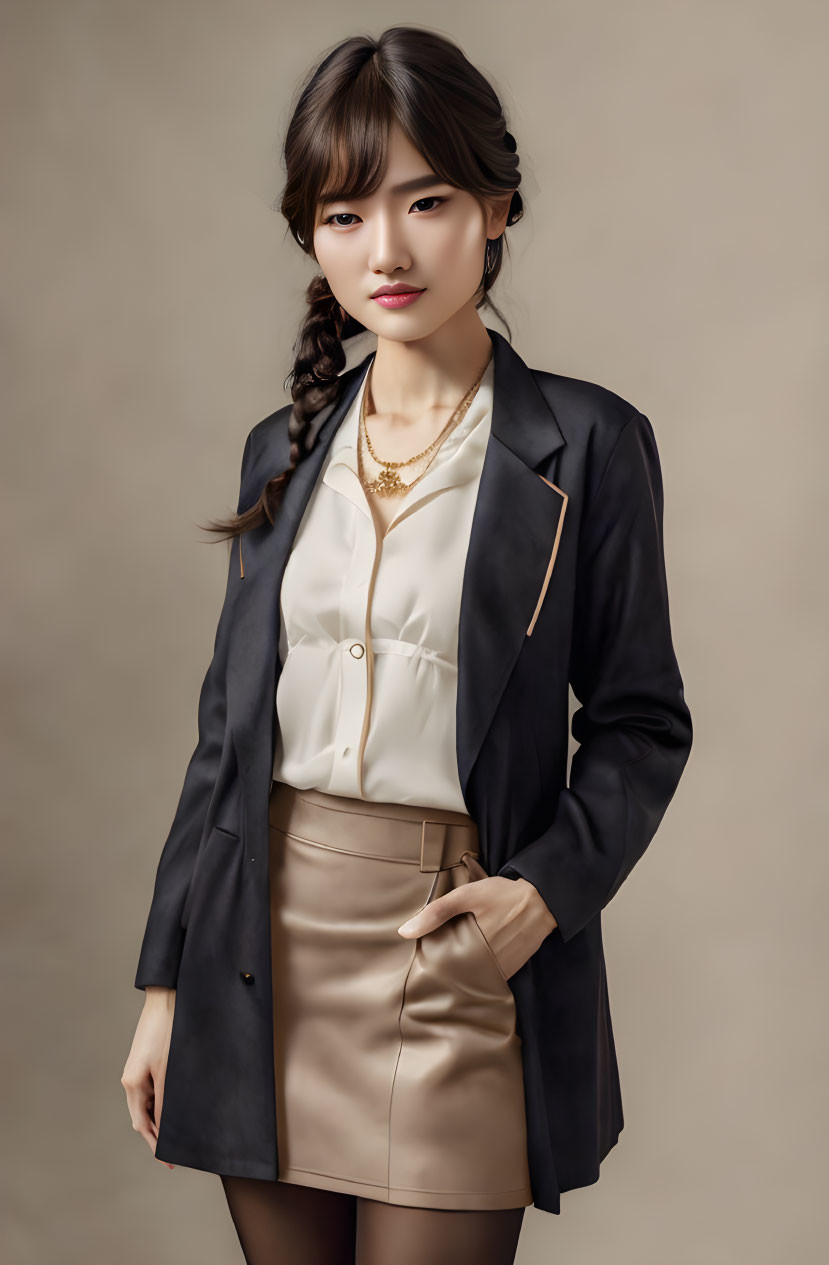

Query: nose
[367,213,412,278]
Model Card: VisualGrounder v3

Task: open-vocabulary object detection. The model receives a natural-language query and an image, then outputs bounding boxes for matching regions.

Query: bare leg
[220,1174,357,1265]
[355,1198,526,1265]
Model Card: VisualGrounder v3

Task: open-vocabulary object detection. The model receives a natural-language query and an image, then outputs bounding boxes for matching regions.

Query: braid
[200,274,354,541]
[287,277,347,452]
[259,273,350,524]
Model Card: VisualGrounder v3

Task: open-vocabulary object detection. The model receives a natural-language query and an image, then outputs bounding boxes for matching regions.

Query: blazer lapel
[455,328,567,802]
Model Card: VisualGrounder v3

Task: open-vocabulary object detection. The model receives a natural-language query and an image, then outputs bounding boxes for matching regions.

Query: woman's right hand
[121,986,177,1168]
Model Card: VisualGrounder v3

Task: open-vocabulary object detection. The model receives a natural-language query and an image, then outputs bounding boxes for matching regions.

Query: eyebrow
[319,173,450,204]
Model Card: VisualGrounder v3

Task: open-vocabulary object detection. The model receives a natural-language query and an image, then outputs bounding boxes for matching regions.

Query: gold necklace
[358,354,491,498]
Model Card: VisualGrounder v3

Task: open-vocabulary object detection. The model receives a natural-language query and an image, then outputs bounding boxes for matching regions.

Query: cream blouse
[271,352,495,813]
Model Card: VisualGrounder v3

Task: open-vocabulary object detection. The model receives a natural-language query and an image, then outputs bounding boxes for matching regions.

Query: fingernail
[398,921,414,934]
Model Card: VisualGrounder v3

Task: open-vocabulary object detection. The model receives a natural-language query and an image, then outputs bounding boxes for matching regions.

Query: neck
[367,308,493,423]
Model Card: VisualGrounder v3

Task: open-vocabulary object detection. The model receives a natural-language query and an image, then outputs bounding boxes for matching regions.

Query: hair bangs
[309,83,397,216]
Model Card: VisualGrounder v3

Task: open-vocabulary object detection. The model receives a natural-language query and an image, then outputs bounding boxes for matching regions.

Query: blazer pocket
[180,822,240,929]
[526,474,568,637]
[213,823,240,841]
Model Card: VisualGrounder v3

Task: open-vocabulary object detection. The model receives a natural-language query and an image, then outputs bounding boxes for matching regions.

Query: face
[312,119,511,342]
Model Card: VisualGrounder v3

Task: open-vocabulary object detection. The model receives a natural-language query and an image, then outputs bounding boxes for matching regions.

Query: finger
[145,1090,158,1141]
[153,1074,166,1142]
[397,890,468,936]
[144,1080,175,1168]
[125,1082,158,1152]
[124,1073,174,1167]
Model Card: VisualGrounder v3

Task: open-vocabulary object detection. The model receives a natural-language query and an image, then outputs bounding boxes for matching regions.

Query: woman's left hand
[397,868,558,980]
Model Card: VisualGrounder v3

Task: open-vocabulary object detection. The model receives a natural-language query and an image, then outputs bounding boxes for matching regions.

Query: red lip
[370,284,425,297]
[372,290,425,309]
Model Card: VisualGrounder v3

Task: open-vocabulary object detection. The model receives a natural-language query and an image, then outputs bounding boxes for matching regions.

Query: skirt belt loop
[420,820,449,872]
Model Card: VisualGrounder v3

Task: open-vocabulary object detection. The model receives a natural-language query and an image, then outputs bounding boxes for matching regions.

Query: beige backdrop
[3,1,826,1262]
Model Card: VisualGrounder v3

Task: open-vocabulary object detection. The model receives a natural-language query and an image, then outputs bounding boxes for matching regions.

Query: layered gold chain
[358,354,491,497]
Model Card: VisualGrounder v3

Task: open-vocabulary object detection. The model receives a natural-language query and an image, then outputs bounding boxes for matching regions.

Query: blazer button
[240,971,255,985]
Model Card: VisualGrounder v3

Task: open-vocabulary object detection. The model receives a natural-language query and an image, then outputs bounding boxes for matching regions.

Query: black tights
[221,1174,526,1265]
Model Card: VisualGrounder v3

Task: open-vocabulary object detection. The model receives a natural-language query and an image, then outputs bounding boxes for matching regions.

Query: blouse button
[349,642,365,658]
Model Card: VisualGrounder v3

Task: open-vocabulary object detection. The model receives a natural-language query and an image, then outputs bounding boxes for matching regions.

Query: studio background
[2,1,825,1262]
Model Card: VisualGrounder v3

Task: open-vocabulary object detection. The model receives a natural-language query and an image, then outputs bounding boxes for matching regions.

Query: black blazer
[134,326,693,1215]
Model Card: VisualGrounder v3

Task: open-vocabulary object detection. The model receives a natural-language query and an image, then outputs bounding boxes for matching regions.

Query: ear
[485,192,513,239]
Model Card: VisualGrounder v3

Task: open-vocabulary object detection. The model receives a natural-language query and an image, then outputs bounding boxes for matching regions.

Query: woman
[122,25,693,1265]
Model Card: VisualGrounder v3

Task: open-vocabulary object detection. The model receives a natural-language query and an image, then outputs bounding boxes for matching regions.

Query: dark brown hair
[202,25,524,542]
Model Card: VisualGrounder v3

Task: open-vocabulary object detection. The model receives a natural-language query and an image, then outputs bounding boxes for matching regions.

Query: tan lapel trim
[526,475,568,637]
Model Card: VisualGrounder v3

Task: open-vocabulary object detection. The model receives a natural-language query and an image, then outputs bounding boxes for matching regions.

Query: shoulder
[241,401,293,473]
[529,365,658,493]
[530,366,640,447]
[247,401,293,454]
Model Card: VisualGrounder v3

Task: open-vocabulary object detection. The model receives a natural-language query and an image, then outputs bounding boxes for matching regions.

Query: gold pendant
[366,467,408,497]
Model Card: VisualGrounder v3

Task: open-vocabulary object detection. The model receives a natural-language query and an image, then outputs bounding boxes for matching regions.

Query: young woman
[122,25,693,1265]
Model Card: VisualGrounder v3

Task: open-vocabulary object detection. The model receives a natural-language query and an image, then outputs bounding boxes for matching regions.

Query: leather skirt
[267,779,533,1210]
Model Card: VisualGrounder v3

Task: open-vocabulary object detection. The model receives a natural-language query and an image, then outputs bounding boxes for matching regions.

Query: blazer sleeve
[134,427,258,990]
[497,410,693,943]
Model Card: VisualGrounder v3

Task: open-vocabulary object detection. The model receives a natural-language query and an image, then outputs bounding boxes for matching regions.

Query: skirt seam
[280,1164,532,1199]
[268,824,426,865]
[387,937,420,1192]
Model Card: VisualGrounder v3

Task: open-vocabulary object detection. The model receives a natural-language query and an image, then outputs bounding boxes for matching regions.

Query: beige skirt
[267,779,533,1210]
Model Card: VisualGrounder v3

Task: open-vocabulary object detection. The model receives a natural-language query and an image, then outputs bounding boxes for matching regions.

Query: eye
[410,196,446,213]
[321,196,447,227]
[323,212,359,227]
